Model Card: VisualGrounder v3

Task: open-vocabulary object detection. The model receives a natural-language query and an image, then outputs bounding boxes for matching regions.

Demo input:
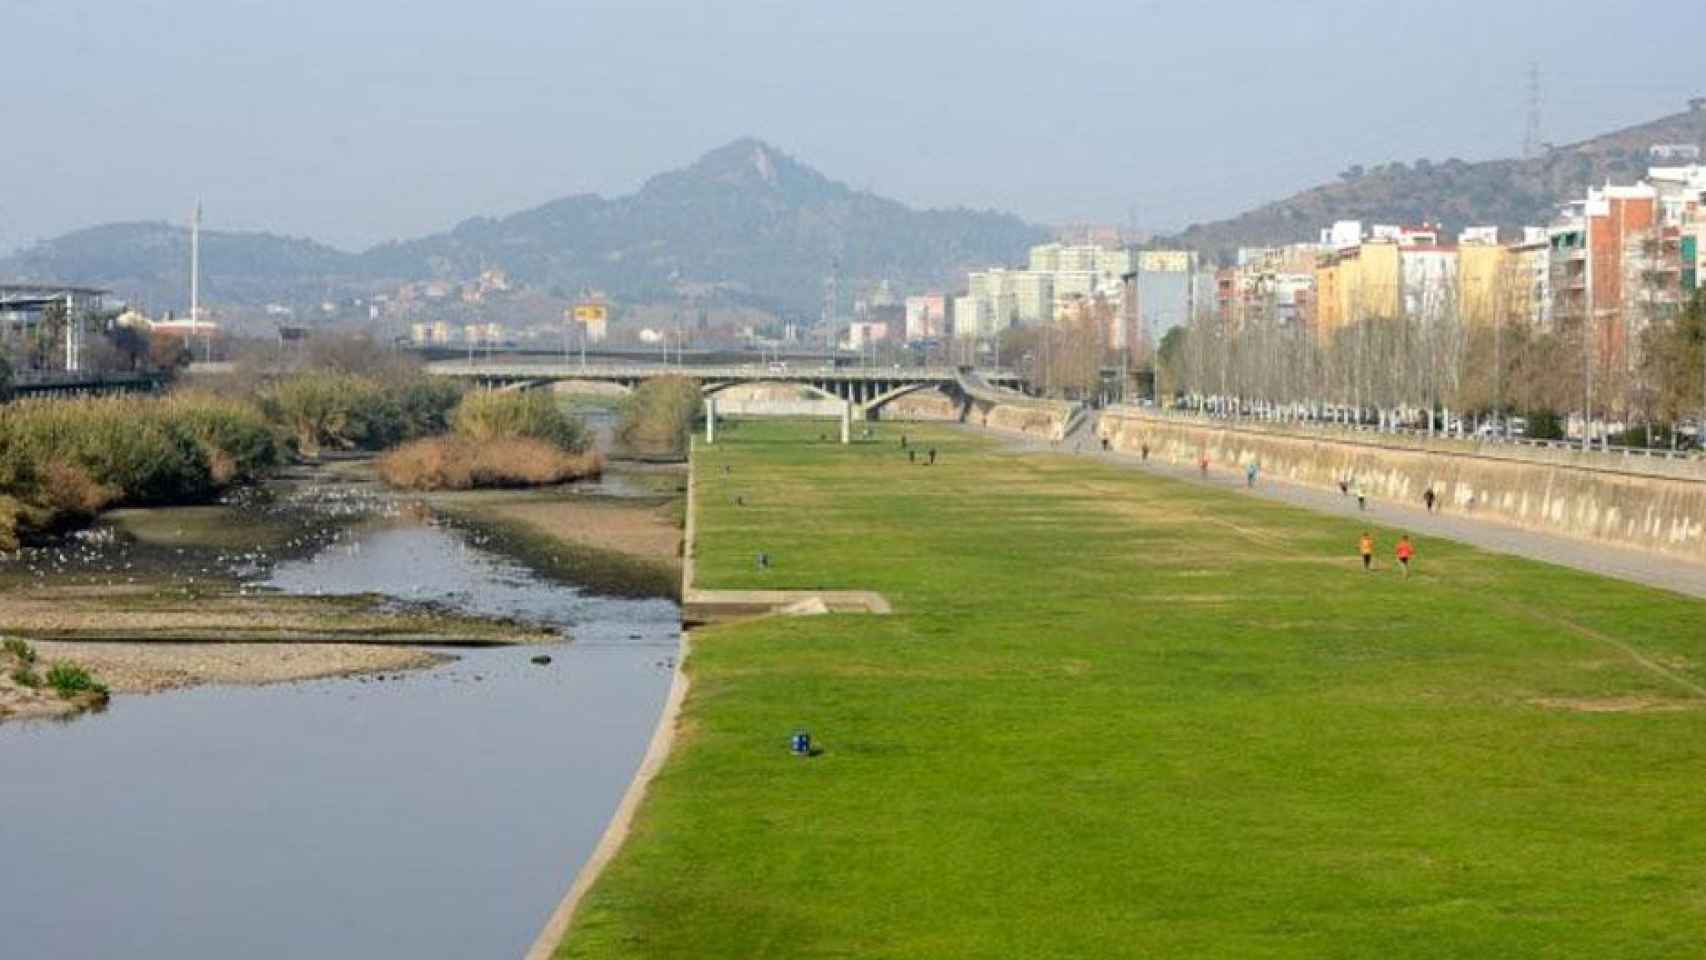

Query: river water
[0,507,679,958]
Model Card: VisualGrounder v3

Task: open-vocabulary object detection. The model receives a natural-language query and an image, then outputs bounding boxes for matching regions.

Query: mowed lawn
[560,420,1706,959]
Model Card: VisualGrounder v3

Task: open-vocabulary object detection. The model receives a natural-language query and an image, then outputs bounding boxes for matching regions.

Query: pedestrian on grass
[1199,453,1210,478]
[928,447,937,465]
[1396,535,1415,577]
[1245,462,1259,488]
[1140,443,1150,461]
[908,449,916,464]
[1101,437,1110,452]
[1359,532,1375,572]
[1423,487,1437,513]
[901,434,908,449]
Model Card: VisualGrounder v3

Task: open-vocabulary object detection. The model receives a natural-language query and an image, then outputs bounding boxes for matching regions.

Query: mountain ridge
[1167,102,1706,259]
[0,139,1046,317]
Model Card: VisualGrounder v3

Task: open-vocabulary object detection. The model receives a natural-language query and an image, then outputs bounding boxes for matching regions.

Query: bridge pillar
[841,400,852,445]
[705,397,717,444]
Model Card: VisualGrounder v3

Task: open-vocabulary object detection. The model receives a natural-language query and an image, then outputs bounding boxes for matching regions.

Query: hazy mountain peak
[642,137,829,198]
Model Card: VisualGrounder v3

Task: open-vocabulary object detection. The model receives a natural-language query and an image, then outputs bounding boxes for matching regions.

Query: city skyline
[3,0,1700,254]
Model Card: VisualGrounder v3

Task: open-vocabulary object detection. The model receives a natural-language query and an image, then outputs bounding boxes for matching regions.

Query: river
[0,473,679,958]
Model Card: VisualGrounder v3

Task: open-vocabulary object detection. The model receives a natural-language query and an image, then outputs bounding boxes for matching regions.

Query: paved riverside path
[989,423,1706,601]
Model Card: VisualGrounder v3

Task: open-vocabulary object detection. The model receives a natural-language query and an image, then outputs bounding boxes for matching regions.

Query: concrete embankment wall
[709,383,846,418]
[970,402,1072,442]
[1097,409,1706,563]
[873,390,961,422]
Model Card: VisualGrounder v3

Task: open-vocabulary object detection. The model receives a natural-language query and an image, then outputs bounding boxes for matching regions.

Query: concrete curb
[522,446,702,960]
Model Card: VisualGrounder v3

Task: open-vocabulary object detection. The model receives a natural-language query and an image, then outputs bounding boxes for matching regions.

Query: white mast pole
[189,200,202,340]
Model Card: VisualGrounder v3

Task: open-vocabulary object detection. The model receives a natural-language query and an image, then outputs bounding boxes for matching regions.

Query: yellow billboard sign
[570,303,608,324]
[1138,251,1193,273]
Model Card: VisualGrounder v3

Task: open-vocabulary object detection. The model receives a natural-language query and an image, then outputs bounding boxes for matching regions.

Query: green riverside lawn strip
[559,420,1706,959]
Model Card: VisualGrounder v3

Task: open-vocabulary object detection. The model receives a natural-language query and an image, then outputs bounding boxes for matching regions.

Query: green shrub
[258,372,461,456]
[11,666,41,689]
[45,661,107,699]
[394,378,466,440]
[259,371,392,456]
[3,637,35,664]
[618,376,703,455]
[452,390,588,451]
[163,391,280,483]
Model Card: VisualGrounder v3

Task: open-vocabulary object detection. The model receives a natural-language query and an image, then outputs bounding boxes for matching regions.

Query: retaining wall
[971,402,1072,442]
[1097,409,1706,563]
[872,389,961,422]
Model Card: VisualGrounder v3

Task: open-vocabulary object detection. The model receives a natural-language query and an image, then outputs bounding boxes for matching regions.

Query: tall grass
[618,376,702,456]
[452,390,589,451]
[256,371,464,457]
[0,393,279,547]
[377,390,599,490]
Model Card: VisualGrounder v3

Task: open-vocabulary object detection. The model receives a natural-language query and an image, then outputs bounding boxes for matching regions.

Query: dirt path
[982,423,1706,600]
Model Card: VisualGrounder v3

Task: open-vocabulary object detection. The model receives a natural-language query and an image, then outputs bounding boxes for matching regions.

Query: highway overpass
[425,361,1030,415]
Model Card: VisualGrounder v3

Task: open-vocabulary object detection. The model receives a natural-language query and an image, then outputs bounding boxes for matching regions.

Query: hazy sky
[3,0,1699,253]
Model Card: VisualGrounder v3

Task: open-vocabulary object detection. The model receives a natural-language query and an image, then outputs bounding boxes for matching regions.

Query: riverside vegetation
[560,420,1706,960]
[0,367,616,547]
[616,376,702,459]
[378,390,603,491]
[1,636,109,721]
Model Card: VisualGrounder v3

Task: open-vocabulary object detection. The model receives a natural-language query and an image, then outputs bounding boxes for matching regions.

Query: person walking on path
[1245,462,1259,488]
[1337,477,1349,496]
[1359,532,1376,572]
[1423,487,1437,513]
[1199,453,1210,479]
[1396,535,1415,577]
[1140,443,1150,462]
[900,434,908,449]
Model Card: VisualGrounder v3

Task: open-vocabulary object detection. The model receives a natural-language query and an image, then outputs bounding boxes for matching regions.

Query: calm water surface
[0,520,678,960]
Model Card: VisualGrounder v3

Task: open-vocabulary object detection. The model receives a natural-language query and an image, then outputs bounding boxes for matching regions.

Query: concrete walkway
[996,425,1706,601]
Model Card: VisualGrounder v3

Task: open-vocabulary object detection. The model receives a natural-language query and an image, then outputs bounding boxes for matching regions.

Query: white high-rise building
[954,295,988,340]
[1011,272,1054,324]
[1028,243,1062,272]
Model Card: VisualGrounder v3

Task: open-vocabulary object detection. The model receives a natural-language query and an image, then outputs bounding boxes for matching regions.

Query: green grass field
[559,420,1706,958]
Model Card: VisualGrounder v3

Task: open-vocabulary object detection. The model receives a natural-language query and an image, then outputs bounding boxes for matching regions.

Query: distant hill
[0,222,368,312]
[1169,102,1706,261]
[357,137,1045,315]
[0,139,1046,317]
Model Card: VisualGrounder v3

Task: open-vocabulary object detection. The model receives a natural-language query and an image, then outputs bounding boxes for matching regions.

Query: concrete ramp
[682,588,891,626]
[680,447,892,626]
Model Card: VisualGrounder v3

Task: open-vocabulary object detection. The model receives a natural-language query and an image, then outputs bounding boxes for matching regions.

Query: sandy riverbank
[28,640,452,695]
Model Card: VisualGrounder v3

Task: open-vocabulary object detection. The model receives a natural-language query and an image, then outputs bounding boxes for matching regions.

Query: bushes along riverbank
[0,371,464,549]
[617,376,701,458]
[0,392,278,549]
[377,390,602,490]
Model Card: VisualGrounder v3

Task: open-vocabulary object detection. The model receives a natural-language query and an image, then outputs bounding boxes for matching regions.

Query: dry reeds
[377,436,604,490]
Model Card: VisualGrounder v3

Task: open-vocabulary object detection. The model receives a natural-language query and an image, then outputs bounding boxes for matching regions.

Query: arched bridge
[425,361,1026,415]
